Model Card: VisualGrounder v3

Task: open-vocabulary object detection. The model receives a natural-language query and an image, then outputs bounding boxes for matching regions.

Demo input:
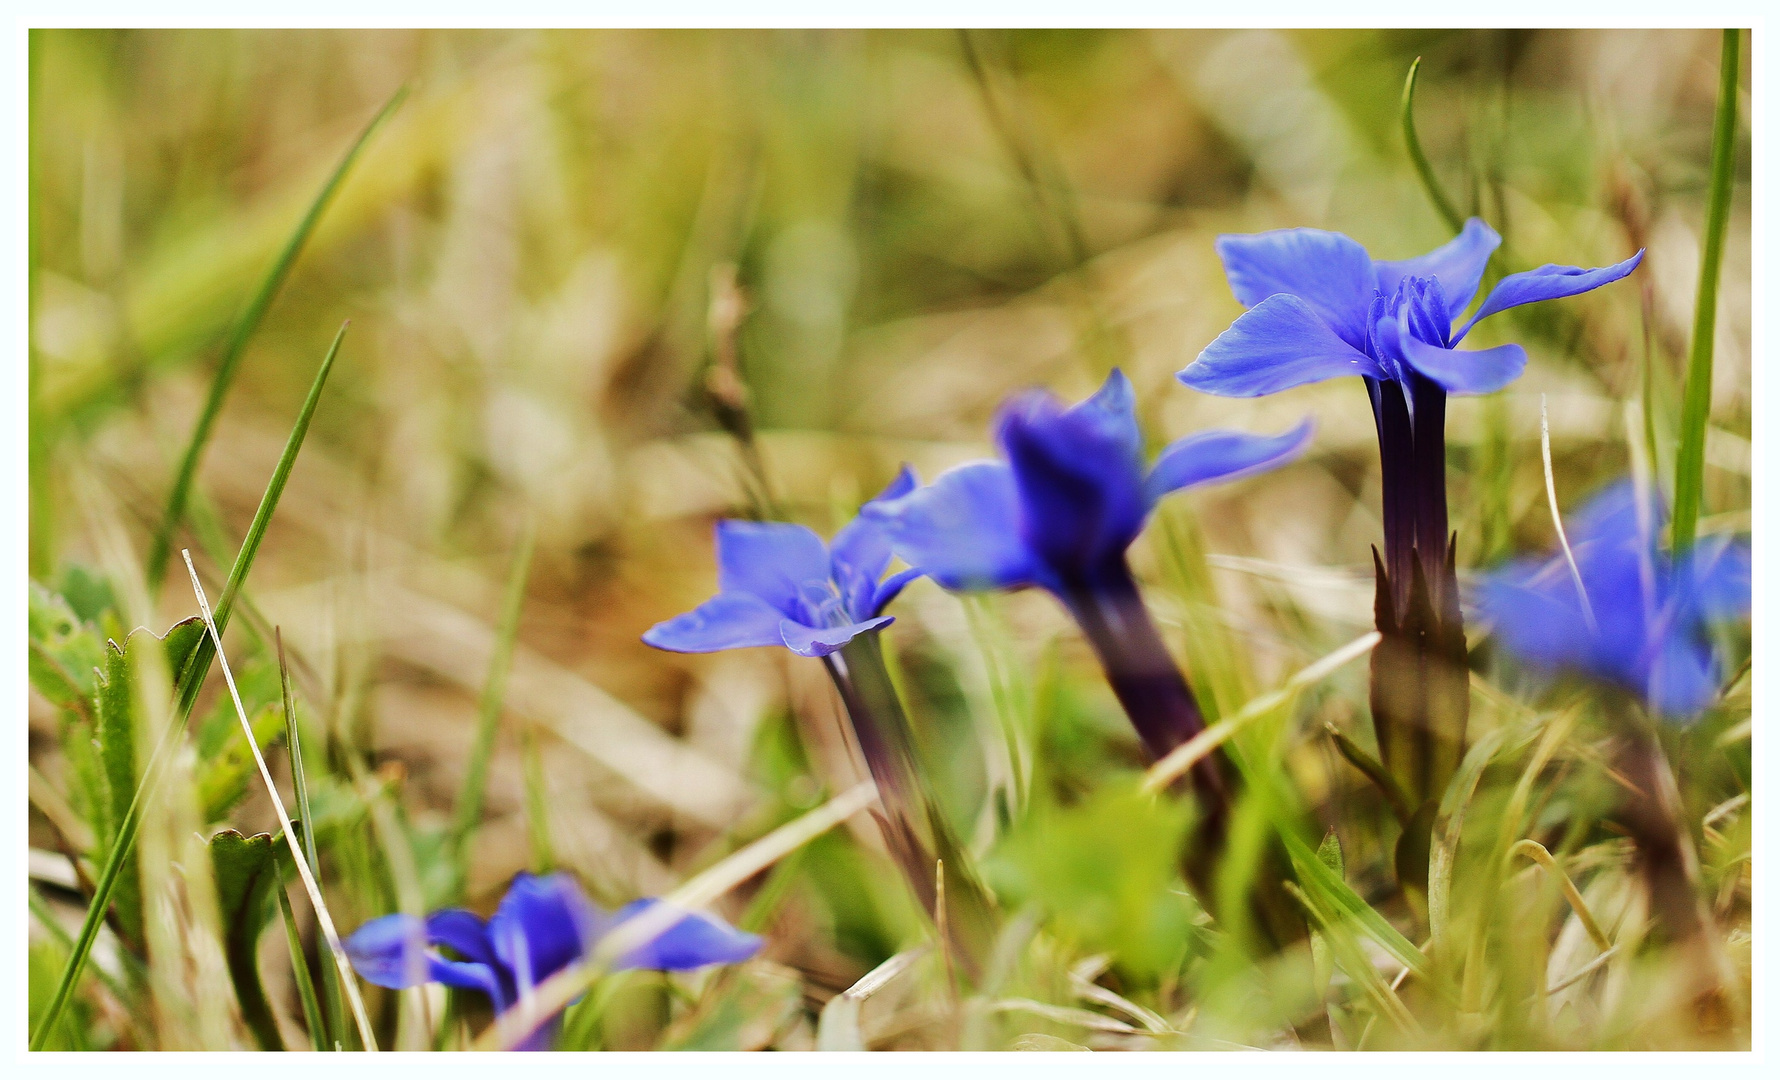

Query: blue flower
[1181,217,1642,398]
[344,872,760,1049]
[860,369,1312,595]
[1476,481,1750,720]
[643,471,922,658]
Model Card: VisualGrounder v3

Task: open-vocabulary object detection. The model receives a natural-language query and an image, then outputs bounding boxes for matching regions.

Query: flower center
[1363,274,1453,382]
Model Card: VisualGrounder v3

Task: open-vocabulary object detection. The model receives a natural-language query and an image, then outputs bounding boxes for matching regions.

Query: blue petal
[425,909,498,969]
[860,461,1039,592]
[1476,567,1596,675]
[779,616,891,658]
[344,913,432,990]
[610,899,763,972]
[1682,536,1752,623]
[1215,228,1377,349]
[1398,331,1528,395]
[1183,294,1385,397]
[997,386,1148,579]
[1373,217,1501,317]
[1143,419,1313,504]
[1456,250,1644,340]
[343,911,511,1009]
[487,873,603,994]
[643,592,790,653]
[715,521,831,615]
[869,566,924,617]
[1643,631,1721,722]
[1069,368,1144,461]
[830,467,918,590]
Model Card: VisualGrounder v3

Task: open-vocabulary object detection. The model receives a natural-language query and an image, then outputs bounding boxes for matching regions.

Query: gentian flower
[862,369,1310,797]
[1477,480,1750,720]
[1479,481,1748,962]
[1180,218,1642,817]
[642,471,921,658]
[344,872,760,1050]
[642,479,997,978]
[864,369,1312,946]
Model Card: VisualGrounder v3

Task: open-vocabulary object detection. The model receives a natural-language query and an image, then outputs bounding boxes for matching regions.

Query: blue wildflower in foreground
[344,872,759,1049]
[1181,219,1642,820]
[642,478,997,976]
[863,369,1310,760]
[865,369,1310,940]
[1183,217,1641,399]
[643,471,921,658]
[1477,481,1750,720]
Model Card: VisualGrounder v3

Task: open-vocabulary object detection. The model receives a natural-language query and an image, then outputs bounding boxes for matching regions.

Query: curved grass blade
[1401,57,1465,233]
[31,324,348,1051]
[145,87,406,590]
[1672,29,1741,552]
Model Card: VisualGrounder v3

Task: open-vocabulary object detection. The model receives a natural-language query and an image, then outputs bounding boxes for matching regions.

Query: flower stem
[1063,565,1227,821]
[1611,699,1733,1016]
[825,633,997,980]
[1365,375,1469,888]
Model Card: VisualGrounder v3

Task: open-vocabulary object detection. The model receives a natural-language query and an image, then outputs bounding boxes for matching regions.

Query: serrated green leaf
[90,617,206,948]
[209,829,285,1050]
[199,705,287,823]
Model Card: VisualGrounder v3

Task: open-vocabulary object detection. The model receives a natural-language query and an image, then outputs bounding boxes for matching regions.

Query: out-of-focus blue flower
[344,872,759,1049]
[642,471,922,658]
[1182,218,1642,397]
[1476,481,1750,720]
[860,369,1311,595]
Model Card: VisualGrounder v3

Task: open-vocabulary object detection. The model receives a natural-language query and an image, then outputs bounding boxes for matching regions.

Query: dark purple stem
[1061,561,1229,834]
[1364,373,1469,848]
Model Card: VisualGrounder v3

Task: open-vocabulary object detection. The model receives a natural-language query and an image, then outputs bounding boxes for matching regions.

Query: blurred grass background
[28,28,1750,1050]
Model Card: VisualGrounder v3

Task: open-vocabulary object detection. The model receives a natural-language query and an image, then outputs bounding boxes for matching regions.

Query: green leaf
[28,583,105,713]
[198,705,287,823]
[55,565,119,626]
[985,777,1196,981]
[90,617,207,948]
[209,829,285,1051]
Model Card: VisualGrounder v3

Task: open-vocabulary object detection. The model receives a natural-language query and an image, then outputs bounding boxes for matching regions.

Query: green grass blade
[520,719,557,874]
[1283,829,1430,981]
[448,516,537,898]
[30,323,348,1051]
[1401,57,1465,233]
[275,629,322,881]
[275,880,329,1052]
[145,87,406,590]
[274,627,331,1050]
[1672,29,1741,553]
